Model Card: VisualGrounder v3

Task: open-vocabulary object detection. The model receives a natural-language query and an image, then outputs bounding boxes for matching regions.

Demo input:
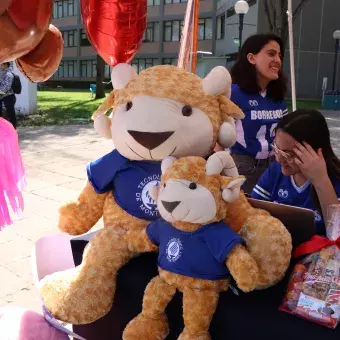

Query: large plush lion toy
[39,63,292,325]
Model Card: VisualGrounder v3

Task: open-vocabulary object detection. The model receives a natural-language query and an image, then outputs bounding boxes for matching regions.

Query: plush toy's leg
[58,181,108,235]
[123,276,176,340]
[40,226,133,325]
[179,288,219,340]
[240,215,292,289]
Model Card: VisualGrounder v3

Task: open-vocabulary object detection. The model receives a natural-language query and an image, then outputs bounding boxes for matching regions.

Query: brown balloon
[16,24,64,82]
[0,0,53,63]
[0,0,12,16]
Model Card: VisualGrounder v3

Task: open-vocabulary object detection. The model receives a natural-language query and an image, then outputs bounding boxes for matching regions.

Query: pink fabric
[0,118,26,230]
[0,306,69,340]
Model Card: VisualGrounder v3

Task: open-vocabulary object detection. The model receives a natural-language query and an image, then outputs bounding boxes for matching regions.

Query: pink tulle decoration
[0,118,26,230]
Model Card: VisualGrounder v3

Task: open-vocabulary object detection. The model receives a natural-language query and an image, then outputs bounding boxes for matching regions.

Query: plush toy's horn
[205,151,239,177]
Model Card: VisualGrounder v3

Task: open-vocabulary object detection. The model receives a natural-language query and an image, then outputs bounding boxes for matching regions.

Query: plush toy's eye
[126,101,133,111]
[182,105,192,117]
[163,183,166,188]
[189,182,197,190]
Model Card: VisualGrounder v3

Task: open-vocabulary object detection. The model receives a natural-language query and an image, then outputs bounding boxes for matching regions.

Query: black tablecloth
[71,240,338,340]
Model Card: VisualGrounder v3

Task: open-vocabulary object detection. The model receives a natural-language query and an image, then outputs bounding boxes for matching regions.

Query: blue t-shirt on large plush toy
[87,149,161,221]
[146,219,244,280]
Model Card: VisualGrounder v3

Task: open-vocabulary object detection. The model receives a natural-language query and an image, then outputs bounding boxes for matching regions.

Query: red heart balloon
[0,0,52,63]
[81,0,147,67]
[16,24,63,82]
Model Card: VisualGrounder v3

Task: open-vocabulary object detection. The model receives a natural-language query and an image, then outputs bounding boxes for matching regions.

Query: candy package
[279,205,340,329]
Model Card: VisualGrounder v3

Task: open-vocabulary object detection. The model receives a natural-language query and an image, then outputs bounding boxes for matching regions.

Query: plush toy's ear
[161,156,177,175]
[202,66,231,95]
[111,63,137,89]
[221,176,246,203]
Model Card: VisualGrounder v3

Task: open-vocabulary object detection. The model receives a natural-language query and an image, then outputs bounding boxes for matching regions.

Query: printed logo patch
[136,175,160,218]
[166,238,183,263]
[278,189,289,199]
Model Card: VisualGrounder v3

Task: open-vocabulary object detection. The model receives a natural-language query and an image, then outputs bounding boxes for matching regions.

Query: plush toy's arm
[58,181,108,235]
[226,244,259,293]
[126,227,158,253]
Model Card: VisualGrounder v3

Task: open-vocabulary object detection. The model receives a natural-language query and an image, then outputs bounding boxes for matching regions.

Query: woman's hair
[230,33,287,102]
[276,109,340,212]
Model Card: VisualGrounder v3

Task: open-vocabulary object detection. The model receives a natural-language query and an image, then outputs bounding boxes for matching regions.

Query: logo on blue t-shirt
[278,189,289,199]
[166,238,183,262]
[136,176,160,217]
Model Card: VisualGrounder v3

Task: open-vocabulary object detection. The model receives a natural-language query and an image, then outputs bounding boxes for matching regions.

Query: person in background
[0,62,16,129]
[251,109,340,235]
[223,33,288,194]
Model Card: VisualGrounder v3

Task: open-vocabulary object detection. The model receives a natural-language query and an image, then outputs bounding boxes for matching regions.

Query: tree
[263,0,310,55]
[95,54,106,99]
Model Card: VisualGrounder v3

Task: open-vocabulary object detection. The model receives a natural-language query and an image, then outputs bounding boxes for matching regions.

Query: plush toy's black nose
[128,131,174,150]
[161,201,181,213]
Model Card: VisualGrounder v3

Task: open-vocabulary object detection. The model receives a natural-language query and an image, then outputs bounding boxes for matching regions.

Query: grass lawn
[16,89,324,127]
[17,89,109,127]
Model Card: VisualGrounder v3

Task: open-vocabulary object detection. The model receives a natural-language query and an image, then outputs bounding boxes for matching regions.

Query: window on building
[164,0,187,3]
[198,18,212,40]
[147,0,160,5]
[80,29,91,46]
[162,58,178,66]
[164,20,184,42]
[53,60,77,78]
[143,22,160,42]
[131,58,159,74]
[81,60,97,78]
[62,30,77,47]
[53,0,77,19]
[216,14,225,40]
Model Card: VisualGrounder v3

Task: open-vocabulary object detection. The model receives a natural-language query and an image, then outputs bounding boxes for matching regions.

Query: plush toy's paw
[39,267,116,324]
[123,313,169,340]
[178,330,211,340]
[241,215,292,289]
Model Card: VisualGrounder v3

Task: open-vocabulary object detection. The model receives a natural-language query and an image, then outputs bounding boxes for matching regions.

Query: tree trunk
[95,54,106,100]
[263,0,310,59]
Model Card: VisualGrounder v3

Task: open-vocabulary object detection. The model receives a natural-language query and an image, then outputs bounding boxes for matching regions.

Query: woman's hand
[292,142,328,184]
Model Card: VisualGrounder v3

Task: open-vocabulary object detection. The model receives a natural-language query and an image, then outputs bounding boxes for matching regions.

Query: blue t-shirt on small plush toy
[87,149,161,221]
[147,219,244,280]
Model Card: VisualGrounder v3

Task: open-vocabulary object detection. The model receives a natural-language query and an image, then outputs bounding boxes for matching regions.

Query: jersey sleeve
[86,149,128,194]
[250,162,277,201]
[230,84,242,107]
[146,220,160,246]
[204,223,245,264]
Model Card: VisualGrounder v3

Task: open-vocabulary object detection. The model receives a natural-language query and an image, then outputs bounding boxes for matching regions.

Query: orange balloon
[16,25,63,82]
[0,0,53,63]
[0,0,11,16]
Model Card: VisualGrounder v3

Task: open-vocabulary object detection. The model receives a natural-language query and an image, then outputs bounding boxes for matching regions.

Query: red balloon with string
[81,0,147,67]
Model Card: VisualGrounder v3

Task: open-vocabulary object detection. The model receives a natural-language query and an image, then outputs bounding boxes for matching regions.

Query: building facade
[51,0,340,98]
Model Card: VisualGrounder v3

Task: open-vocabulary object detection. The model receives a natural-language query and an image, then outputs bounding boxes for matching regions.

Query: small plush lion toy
[124,155,259,340]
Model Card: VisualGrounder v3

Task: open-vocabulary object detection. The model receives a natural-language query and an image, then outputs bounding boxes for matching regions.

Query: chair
[89,84,96,98]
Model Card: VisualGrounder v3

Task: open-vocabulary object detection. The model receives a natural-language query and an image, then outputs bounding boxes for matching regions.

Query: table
[71,240,339,340]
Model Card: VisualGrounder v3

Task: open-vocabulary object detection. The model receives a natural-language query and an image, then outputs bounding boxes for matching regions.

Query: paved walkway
[0,110,339,314]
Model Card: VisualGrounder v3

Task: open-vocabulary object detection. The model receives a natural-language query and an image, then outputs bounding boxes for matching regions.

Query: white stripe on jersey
[253,185,271,200]
[255,184,271,197]
[283,109,288,116]
[235,119,247,148]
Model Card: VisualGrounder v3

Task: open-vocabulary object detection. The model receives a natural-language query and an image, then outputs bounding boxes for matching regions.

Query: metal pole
[287,0,297,111]
[238,13,244,53]
[332,38,339,91]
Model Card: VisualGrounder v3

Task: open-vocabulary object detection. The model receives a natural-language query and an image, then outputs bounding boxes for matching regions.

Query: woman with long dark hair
[225,33,288,193]
[251,109,340,235]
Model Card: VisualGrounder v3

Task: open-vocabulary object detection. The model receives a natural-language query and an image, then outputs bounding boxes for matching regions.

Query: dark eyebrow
[267,49,281,54]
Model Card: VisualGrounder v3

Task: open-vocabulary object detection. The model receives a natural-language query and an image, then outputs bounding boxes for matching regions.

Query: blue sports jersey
[87,149,161,221]
[230,84,288,159]
[146,219,244,280]
[251,161,340,234]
